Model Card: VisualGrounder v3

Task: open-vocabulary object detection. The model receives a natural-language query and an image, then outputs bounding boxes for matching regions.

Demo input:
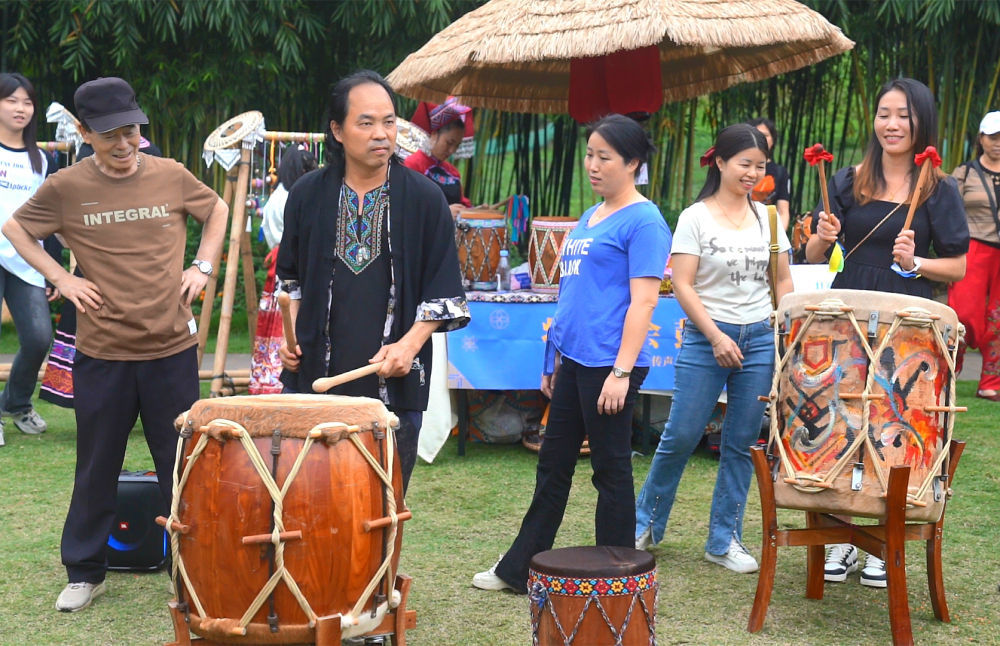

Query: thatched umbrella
[388,0,854,117]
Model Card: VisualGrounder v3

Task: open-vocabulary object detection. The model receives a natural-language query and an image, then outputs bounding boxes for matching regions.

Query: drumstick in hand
[895,146,942,263]
[277,292,297,351]
[313,361,386,393]
[804,143,835,218]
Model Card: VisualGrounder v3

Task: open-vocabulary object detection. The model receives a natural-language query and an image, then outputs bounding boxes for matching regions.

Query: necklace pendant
[357,247,370,263]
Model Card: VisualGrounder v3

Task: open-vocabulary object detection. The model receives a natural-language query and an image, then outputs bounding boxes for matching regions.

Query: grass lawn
[0,381,997,645]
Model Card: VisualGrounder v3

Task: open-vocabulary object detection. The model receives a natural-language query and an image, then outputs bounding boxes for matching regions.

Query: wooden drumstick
[895,146,942,263]
[313,361,385,393]
[277,292,296,350]
[803,143,834,219]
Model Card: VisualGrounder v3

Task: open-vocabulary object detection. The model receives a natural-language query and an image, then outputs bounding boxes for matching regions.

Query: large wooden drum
[768,289,963,522]
[528,216,577,293]
[455,210,507,291]
[164,394,407,643]
[528,546,657,646]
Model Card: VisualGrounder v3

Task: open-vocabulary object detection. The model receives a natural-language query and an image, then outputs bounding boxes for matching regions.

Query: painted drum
[767,289,963,522]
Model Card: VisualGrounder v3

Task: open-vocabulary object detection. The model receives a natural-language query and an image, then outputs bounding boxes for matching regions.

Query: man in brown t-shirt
[2,77,227,613]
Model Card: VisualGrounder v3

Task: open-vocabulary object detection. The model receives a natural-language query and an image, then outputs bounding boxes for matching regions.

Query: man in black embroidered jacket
[277,70,469,491]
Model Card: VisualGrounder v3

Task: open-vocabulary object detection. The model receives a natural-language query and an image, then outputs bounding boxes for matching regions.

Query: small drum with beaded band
[159,394,413,645]
[528,546,657,646]
[528,216,577,293]
[765,289,965,522]
[455,209,507,291]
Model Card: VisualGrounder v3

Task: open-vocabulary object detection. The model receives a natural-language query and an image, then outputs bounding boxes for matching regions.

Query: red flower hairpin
[699,146,717,168]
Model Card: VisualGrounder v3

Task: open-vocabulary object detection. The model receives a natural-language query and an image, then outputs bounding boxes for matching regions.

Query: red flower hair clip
[699,146,716,168]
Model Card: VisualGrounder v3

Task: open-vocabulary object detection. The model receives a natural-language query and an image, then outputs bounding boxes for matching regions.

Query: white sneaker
[860,554,887,588]
[704,538,759,573]
[824,543,859,582]
[472,557,515,591]
[11,408,46,434]
[635,528,653,551]
[56,581,106,612]
[0,419,5,447]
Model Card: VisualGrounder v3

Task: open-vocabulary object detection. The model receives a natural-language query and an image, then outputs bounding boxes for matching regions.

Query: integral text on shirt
[81,203,170,226]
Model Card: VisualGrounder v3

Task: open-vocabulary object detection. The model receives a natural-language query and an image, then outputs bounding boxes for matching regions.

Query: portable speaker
[107,470,168,571]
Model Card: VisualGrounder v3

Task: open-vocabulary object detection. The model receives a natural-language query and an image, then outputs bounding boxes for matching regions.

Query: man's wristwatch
[612,366,631,378]
[191,259,213,276]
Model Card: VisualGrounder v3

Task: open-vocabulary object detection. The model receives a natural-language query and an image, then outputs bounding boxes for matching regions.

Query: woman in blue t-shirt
[634,124,792,573]
[473,114,671,592]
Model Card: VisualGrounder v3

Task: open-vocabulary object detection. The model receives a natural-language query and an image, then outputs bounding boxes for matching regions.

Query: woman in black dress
[805,77,969,586]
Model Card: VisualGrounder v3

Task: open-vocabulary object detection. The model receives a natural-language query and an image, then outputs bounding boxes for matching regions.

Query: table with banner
[445,291,686,454]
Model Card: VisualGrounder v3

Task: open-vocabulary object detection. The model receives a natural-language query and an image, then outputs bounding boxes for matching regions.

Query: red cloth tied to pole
[914,146,942,167]
[569,45,662,123]
[804,143,834,166]
[249,246,285,394]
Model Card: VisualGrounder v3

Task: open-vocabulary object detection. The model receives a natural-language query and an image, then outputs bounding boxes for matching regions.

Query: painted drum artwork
[455,209,507,291]
[528,216,577,293]
[528,546,657,646]
[767,290,964,522]
[161,394,409,644]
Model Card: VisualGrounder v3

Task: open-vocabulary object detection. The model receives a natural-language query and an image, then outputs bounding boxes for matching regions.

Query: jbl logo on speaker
[107,470,168,571]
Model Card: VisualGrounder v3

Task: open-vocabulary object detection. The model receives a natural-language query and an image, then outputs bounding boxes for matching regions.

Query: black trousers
[61,346,199,584]
[494,359,647,590]
[392,409,421,495]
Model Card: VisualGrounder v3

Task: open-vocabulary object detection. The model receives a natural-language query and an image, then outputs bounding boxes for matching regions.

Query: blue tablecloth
[447,295,685,390]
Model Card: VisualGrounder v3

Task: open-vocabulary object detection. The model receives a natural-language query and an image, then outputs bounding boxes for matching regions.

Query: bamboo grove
[4,0,1000,226]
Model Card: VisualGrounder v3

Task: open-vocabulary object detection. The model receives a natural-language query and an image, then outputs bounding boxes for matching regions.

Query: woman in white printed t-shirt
[634,124,792,573]
[0,73,58,446]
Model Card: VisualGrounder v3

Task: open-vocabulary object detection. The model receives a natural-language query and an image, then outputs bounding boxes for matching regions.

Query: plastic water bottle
[496,250,511,292]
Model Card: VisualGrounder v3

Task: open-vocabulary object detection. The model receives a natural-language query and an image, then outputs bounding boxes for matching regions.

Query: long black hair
[747,117,778,157]
[855,77,941,207]
[324,69,397,172]
[278,144,318,190]
[0,73,43,174]
[585,113,656,178]
[696,124,769,202]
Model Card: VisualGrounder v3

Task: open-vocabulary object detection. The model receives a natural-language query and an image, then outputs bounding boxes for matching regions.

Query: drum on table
[528,546,657,646]
[161,394,409,644]
[528,216,577,293]
[455,210,507,291]
[767,289,963,522]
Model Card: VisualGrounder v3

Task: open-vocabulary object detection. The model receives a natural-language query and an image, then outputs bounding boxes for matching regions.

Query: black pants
[494,359,647,590]
[61,346,199,584]
[392,409,421,495]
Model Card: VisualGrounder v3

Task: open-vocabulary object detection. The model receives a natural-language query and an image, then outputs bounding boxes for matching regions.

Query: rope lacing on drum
[529,580,658,646]
[865,309,957,505]
[167,410,210,619]
[768,299,875,493]
[340,417,400,632]
[767,302,962,505]
[164,412,400,638]
[530,228,562,286]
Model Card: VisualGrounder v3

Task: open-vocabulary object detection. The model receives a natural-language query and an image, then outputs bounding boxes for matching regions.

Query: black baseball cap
[74,77,149,133]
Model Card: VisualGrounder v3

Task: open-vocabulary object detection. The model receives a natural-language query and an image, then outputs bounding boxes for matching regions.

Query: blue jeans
[635,319,774,555]
[0,269,52,414]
